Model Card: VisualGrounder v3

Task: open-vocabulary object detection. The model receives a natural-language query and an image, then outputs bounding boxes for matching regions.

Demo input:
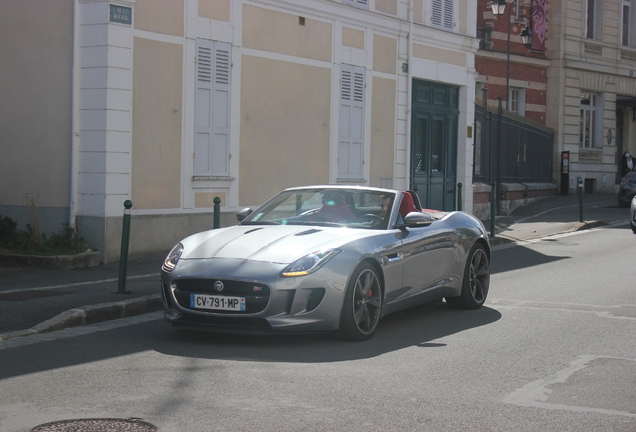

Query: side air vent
[244,228,264,234]
[295,229,322,236]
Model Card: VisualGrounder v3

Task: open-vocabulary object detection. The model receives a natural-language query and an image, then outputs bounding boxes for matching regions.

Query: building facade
[0,0,479,262]
[546,0,636,194]
[475,0,549,123]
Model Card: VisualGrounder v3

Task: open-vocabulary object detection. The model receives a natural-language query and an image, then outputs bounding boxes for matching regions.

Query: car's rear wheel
[337,262,382,341]
[446,243,490,309]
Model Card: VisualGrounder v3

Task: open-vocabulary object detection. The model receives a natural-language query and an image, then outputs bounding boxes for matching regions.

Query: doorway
[410,80,459,211]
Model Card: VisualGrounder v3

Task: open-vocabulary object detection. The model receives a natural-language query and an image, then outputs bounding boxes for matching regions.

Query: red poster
[531,0,547,52]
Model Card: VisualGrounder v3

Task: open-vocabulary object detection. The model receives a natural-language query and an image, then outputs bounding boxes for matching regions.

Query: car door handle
[387,253,404,262]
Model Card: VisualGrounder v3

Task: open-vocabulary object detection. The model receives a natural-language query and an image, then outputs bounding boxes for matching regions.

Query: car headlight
[281,249,341,277]
[162,243,184,272]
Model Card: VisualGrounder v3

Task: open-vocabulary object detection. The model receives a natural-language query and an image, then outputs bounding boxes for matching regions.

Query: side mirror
[236,207,253,222]
[402,211,433,226]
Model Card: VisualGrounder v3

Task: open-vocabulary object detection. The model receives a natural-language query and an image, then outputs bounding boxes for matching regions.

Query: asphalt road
[0,224,634,431]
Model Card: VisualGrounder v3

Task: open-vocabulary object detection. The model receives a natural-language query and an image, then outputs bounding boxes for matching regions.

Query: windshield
[241,188,396,230]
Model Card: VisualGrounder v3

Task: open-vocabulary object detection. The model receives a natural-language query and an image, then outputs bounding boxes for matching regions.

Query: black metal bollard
[117,200,133,294]
[457,183,463,211]
[213,197,221,229]
[490,182,496,239]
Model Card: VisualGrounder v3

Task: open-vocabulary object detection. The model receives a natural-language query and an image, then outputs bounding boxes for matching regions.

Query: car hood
[180,225,378,264]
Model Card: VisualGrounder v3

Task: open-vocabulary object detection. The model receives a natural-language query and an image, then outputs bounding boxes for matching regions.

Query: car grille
[173,313,272,330]
[171,278,271,314]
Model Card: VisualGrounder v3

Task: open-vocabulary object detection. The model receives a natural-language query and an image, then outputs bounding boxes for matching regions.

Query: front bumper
[160,257,352,334]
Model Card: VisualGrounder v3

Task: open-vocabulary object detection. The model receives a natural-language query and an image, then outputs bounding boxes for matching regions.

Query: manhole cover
[31,418,156,432]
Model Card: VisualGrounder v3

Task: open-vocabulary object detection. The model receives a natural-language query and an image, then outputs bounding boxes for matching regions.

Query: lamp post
[490,0,534,110]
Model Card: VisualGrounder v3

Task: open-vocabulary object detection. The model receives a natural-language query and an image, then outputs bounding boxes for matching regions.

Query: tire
[336,262,382,341]
[446,243,490,309]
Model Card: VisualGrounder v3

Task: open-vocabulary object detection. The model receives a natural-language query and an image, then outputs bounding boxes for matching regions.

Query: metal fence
[473,103,554,185]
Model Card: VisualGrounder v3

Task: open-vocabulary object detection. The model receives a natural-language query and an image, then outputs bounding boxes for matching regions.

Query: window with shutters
[194,39,231,178]
[338,64,365,180]
[431,0,454,31]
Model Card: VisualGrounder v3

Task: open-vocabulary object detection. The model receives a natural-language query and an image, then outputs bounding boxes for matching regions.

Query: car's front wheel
[446,243,490,309]
[337,262,382,341]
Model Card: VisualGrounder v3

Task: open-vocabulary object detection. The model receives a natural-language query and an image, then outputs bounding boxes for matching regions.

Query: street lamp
[489,0,534,109]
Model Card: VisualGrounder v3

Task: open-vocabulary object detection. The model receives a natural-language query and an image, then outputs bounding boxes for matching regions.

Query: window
[338,64,365,180]
[622,0,631,46]
[585,0,602,40]
[431,0,454,31]
[194,39,231,177]
[580,92,603,148]
[509,88,525,116]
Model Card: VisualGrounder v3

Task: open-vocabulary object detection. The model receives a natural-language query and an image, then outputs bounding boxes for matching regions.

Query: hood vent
[295,229,322,236]
[244,228,264,235]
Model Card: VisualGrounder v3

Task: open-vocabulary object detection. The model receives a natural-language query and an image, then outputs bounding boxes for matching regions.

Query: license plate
[190,294,246,311]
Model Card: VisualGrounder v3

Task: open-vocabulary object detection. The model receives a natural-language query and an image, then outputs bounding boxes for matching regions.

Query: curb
[490,220,607,247]
[0,294,163,341]
[0,250,102,269]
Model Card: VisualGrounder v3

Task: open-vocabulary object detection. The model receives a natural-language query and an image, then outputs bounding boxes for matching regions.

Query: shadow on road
[153,301,501,363]
[491,243,570,274]
[0,302,501,379]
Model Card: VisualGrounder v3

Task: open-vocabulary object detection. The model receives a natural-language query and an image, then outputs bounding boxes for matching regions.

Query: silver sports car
[161,185,491,341]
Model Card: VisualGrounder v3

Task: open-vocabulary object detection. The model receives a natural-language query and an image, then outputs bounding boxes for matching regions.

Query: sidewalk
[0,193,631,340]
[488,193,629,245]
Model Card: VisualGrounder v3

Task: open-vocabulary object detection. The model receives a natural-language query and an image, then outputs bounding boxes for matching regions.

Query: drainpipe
[405,0,414,190]
[69,0,81,228]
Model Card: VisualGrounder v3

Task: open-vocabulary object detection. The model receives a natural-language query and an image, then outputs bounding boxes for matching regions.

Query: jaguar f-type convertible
[161,186,491,341]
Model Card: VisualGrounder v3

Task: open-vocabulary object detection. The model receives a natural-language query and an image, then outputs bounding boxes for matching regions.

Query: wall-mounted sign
[110,5,132,25]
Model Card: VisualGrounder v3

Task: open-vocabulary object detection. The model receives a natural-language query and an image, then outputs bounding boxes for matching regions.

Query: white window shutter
[431,0,442,26]
[194,39,231,177]
[211,42,230,176]
[432,0,454,30]
[443,0,454,29]
[338,65,365,178]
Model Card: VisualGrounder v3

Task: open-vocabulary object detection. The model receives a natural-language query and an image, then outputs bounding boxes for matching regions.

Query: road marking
[503,355,636,418]
[0,273,159,294]
[0,311,163,350]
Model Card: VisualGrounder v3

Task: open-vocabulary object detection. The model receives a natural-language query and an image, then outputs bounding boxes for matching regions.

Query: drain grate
[31,418,156,432]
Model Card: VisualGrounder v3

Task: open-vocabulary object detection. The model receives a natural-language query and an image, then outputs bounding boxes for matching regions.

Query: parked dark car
[618,171,636,208]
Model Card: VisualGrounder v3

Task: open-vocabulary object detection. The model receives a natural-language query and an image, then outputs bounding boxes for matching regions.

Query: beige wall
[195,192,228,208]
[199,0,230,21]
[413,0,424,24]
[458,0,468,34]
[239,56,331,205]
[370,77,396,187]
[242,4,332,62]
[413,43,466,67]
[373,34,397,74]
[132,38,183,209]
[375,0,398,16]
[0,0,73,207]
[343,27,365,49]
[134,0,184,36]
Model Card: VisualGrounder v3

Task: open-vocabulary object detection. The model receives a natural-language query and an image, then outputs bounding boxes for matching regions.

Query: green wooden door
[410,80,458,211]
